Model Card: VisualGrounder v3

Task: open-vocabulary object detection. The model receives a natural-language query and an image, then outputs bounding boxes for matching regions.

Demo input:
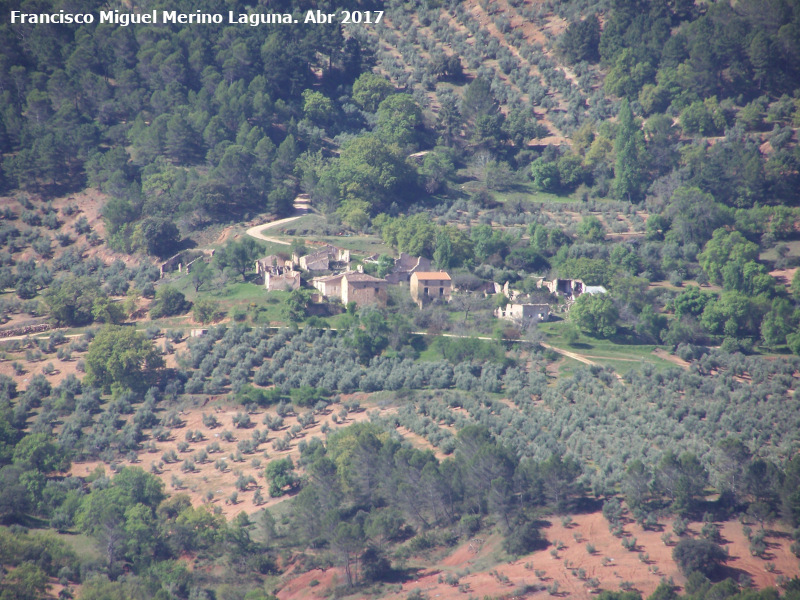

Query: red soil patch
[276,567,341,600]
[0,339,86,389]
[212,226,237,245]
[64,399,446,520]
[440,536,489,567]
[347,512,799,600]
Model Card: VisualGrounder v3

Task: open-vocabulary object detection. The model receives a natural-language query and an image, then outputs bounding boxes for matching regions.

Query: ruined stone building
[540,278,607,299]
[255,254,293,278]
[159,249,215,278]
[293,244,350,272]
[264,270,301,292]
[255,254,300,291]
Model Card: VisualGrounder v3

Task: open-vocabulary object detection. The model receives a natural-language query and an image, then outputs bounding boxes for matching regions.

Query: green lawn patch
[308,234,392,255]
[51,530,102,561]
[538,320,677,371]
[760,240,800,262]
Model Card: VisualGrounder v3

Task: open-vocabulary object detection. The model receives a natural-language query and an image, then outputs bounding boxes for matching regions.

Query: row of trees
[4,315,800,593]
[17,318,798,527]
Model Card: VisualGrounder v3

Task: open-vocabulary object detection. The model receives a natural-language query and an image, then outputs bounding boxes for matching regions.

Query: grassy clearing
[204,281,269,302]
[456,177,581,205]
[307,234,392,255]
[648,280,722,293]
[549,356,580,379]
[253,220,392,256]
[417,344,443,362]
[52,530,102,560]
[250,240,292,256]
[760,239,800,261]
[538,321,676,371]
[494,188,581,205]
[269,213,328,234]
[246,292,292,325]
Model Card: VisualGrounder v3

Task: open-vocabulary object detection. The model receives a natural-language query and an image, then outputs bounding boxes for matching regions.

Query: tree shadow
[766,528,793,540]
[572,497,603,515]
[608,329,655,346]
[176,237,198,252]
[713,565,751,584]
[566,342,592,350]
[383,566,424,584]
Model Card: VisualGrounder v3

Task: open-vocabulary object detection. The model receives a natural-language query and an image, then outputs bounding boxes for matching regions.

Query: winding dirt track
[245,196,310,245]
[541,342,597,366]
[245,215,304,245]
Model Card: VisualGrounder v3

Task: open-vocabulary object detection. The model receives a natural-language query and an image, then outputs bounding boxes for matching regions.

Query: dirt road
[540,342,598,366]
[245,195,310,245]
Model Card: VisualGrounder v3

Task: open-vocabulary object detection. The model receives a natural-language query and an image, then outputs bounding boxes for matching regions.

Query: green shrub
[502,519,545,555]
[672,538,728,577]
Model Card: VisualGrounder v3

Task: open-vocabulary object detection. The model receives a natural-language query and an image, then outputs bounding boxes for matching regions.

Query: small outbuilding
[495,303,551,324]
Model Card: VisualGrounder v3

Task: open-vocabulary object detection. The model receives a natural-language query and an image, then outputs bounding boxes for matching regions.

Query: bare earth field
[68,401,409,519]
[275,512,798,600]
[0,338,86,388]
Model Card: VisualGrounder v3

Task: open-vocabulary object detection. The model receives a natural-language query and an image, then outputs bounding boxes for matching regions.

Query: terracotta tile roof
[412,272,451,281]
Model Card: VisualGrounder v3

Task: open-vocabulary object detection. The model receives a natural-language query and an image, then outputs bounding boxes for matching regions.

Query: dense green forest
[2,0,800,598]
[1,0,382,253]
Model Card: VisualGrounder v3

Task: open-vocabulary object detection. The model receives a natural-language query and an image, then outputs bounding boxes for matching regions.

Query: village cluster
[253,242,607,324]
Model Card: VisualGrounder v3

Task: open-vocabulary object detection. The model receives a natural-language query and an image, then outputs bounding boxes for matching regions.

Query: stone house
[385,252,432,284]
[312,270,388,307]
[341,272,388,307]
[495,303,551,323]
[410,272,452,307]
[311,272,346,299]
